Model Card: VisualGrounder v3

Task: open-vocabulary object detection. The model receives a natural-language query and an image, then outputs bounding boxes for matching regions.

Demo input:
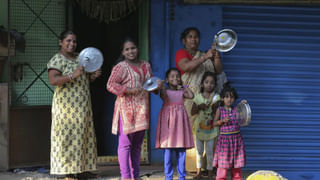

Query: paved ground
[0,164,252,180]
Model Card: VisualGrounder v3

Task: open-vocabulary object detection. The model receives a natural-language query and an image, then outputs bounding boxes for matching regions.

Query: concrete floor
[0,165,252,180]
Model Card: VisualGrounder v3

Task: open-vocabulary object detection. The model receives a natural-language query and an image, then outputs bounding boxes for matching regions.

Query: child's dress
[155,89,194,149]
[193,93,219,141]
[193,92,219,171]
[213,106,246,168]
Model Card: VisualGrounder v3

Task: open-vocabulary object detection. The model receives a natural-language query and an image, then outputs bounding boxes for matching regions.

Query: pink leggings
[216,167,242,180]
[118,118,145,179]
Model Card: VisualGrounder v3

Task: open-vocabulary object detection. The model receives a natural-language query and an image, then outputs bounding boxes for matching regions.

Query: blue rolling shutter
[221,5,320,177]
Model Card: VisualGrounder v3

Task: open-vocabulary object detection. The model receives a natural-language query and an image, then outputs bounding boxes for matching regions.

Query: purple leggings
[118,118,145,179]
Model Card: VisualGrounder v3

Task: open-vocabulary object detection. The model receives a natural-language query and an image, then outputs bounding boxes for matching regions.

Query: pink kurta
[155,90,194,149]
[106,61,152,135]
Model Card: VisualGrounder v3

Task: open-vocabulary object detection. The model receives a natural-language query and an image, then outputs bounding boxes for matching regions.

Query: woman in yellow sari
[48,30,101,180]
[174,27,223,173]
[175,27,222,121]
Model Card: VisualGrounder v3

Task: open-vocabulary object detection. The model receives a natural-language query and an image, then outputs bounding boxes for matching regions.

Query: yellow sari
[181,50,216,171]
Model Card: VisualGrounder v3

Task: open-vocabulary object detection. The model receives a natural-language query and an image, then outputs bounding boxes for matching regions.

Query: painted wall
[150,0,222,163]
[0,0,8,27]
[0,0,8,83]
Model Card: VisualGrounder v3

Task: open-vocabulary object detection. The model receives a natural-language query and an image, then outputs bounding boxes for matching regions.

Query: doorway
[73,3,140,163]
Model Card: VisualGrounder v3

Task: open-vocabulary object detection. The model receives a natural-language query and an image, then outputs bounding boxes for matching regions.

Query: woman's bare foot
[65,174,78,180]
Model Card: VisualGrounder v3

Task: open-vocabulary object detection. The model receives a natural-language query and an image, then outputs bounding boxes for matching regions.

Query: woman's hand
[126,87,144,95]
[72,66,84,79]
[93,69,102,78]
[210,44,218,58]
[90,69,102,81]
[210,43,222,74]
[203,49,215,61]
[202,44,217,61]
[240,99,248,104]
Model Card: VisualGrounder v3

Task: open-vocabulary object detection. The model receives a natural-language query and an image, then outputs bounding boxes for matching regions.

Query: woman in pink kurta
[107,59,152,135]
[106,37,160,180]
[155,68,194,180]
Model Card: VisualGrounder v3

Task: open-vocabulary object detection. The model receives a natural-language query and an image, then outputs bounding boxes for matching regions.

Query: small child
[213,82,247,180]
[191,71,219,180]
[155,68,194,180]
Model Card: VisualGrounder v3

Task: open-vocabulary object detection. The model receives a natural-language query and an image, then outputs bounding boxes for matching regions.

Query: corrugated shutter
[222,5,320,172]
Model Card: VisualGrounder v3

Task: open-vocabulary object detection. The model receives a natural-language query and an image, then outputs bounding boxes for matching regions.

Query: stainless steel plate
[78,47,104,72]
[214,29,237,52]
[236,102,251,127]
[143,77,161,91]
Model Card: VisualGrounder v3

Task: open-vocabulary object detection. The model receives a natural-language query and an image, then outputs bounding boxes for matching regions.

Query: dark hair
[180,27,200,42]
[200,71,217,93]
[221,82,238,100]
[120,37,138,51]
[59,30,76,41]
[115,36,138,64]
[165,67,180,79]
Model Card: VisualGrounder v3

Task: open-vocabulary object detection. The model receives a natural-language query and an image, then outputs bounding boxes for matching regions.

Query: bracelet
[68,73,73,80]
[200,55,206,62]
[214,51,219,59]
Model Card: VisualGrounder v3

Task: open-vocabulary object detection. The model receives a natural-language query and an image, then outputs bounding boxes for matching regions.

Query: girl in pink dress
[213,83,247,180]
[155,68,194,180]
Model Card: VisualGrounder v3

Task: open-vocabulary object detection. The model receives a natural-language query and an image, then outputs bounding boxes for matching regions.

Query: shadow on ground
[0,165,252,180]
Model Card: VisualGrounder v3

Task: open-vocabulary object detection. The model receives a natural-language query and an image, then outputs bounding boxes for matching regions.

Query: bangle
[200,55,206,62]
[68,73,73,80]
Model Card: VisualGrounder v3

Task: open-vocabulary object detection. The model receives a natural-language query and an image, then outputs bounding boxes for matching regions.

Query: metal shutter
[222,5,320,176]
